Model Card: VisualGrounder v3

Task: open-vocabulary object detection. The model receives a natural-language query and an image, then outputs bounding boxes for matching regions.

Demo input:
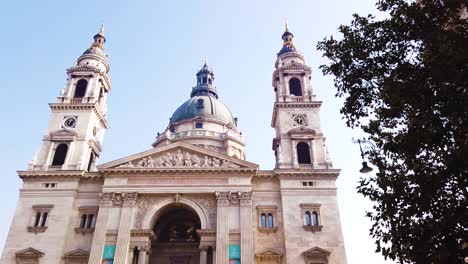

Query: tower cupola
[278,21,297,56]
[77,24,109,73]
[191,58,218,98]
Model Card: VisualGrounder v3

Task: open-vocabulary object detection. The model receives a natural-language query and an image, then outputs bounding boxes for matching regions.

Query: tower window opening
[289,77,302,96]
[261,213,267,228]
[312,211,319,226]
[80,214,87,228]
[195,122,203,129]
[51,143,68,166]
[203,77,207,84]
[297,142,311,164]
[268,213,274,227]
[34,212,41,227]
[87,151,96,171]
[305,211,311,226]
[208,77,212,84]
[40,212,48,227]
[74,79,88,98]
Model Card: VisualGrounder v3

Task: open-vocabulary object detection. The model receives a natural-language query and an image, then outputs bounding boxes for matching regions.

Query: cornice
[48,103,109,129]
[101,167,258,176]
[271,101,322,127]
[17,170,103,181]
[274,168,340,179]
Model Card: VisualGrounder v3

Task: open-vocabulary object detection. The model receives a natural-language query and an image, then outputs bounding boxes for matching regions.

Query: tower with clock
[272,23,333,170]
[30,24,111,172]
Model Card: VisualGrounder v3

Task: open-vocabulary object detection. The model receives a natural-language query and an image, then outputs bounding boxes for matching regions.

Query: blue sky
[0,1,394,263]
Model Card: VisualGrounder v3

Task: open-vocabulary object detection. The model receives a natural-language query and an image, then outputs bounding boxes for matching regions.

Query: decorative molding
[15,247,44,263]
[303,225,323,232]
[258,227,278,234]
[27,226,47,234]
[215,191,230,206]
[302,247,331,262]
[74,227,95,235]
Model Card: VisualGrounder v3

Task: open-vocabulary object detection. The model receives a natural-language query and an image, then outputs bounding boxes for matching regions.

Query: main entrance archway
[149,203,202,264]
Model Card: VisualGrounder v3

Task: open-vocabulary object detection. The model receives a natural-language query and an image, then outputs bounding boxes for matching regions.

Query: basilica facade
[1,24,347,264]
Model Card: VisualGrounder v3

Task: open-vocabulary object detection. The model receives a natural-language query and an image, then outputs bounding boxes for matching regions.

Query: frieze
[117,150,240,169]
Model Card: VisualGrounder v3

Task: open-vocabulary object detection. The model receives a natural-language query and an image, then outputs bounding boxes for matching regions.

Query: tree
[317,0,468,263]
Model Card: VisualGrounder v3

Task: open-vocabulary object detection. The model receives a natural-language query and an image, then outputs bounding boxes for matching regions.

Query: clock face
[293,115,307,126]
[63,117,77,128]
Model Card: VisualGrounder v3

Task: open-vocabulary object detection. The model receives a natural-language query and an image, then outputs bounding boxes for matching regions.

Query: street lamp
[352,138,375,173]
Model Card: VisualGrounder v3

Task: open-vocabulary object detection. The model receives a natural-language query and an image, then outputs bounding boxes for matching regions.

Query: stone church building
[1,24,347,264]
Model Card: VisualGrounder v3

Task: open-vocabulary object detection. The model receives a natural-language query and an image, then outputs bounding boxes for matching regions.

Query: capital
[215,191,231,206]
[123,192,138,207]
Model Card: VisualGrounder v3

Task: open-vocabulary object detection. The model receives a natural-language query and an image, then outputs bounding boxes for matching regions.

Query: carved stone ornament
[100,192,113,207]
[123,192,138,207]
[200,198,215,209]
[229,192,240,205]
[117,150,240,169]
[215,192,231,206]
[112,193,124,206]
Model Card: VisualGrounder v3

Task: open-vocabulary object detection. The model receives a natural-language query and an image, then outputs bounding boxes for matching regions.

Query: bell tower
[271,23,333,169]
[30,24,111,172]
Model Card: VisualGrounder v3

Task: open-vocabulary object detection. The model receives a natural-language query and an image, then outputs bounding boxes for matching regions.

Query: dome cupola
[153,60,246,159]
[76,24,109,73]
[278,21,298,57]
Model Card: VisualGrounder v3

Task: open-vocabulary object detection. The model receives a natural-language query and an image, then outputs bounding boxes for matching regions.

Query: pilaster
[239,191,254,264]
[114,192,138,264]
[88,193,113,264]
[215,191,230,264]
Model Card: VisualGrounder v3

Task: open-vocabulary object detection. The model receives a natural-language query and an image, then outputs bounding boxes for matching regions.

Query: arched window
[312,211,319,226]
[34,212,41,227]
[87,152,95,172]
[305,211,311,226]
[267,213,274,228]
[74,79,88,98]
[40,212,48,227]
[297,142,311,164]
[261,213,267,228]
[87,214,94,228]
[51,144,68,166]
[289,78,302,96]
[80,214,87,228]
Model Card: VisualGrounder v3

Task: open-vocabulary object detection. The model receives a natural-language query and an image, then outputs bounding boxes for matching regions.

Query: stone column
[114,192,138,264]
[239,192,254,264]
[212,247,216,264]
[138,245,150,264]
[88,193,113,264]
[199,245,208,264]
[215,192,230,264]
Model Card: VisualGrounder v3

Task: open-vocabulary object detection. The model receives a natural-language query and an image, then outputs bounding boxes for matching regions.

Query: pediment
[63,249,89,257]
[67,64,100,73]
[255,248,283,258]
[48,128,78,141]
[98,142,258,171]
[16,247,44,257]
[302,247,331,259]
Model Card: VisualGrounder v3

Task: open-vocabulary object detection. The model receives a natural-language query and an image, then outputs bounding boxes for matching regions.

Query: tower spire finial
[204,56,208,66]
[285,19,289,32]
[99,23,105,36]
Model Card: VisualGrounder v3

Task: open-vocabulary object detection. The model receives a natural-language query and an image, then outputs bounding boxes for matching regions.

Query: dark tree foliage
[317,0,468,263]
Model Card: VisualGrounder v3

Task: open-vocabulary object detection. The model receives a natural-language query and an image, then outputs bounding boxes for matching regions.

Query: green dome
[170,94,235,125]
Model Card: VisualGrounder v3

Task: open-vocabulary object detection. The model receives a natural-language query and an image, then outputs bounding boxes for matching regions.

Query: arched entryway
[148,203,212,264]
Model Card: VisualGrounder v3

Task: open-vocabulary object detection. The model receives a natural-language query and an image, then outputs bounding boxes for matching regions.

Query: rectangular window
[28,204,53,233]
[256,205,278,233]
[229,245,240,264]
[75,206,98,234]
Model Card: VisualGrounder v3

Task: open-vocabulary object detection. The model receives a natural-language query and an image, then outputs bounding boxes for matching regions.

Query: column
[215,192,230,264]
[138,245,150,264]
[199,245,208,264]
[88,193,113,264]
[239,192,254,264]
[212,247,216,264]
[114,192,138,264]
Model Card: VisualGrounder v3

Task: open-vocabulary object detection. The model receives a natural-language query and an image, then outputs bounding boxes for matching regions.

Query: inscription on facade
[128,178,228,185]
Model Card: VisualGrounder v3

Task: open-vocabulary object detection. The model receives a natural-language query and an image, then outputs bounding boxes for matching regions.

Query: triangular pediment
[64,249,89,257]
[98,142,258,171]
[302,247,331,259]
[256,248,283,257]
[67,64,100,73]
[16,247,44,257]
[47,128,78,141]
